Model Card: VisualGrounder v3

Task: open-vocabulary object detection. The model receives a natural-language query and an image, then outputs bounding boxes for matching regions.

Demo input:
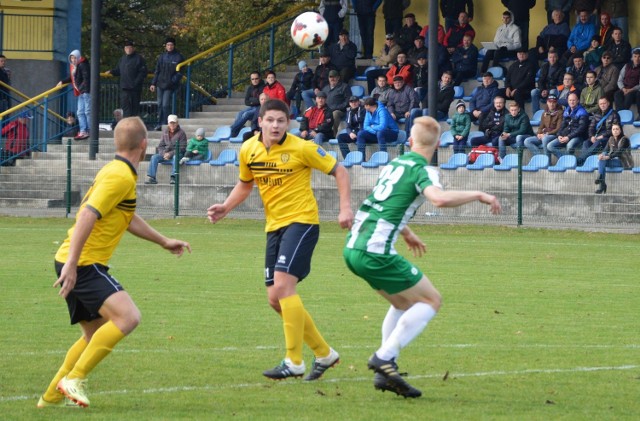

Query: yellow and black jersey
[239,133,337,232]
[55,156,137,266]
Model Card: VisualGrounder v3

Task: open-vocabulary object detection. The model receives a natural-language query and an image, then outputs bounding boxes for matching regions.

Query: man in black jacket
[505,48,536,109]
[150,37,184,131]
[106,40,147,118]
[230,71,265,137]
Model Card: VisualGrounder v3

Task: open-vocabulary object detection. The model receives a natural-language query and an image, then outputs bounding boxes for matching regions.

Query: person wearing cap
[386,52,413,86]
[613,48,640,117]
[327,29,357,83]
[504,48,535,109]
[150,36,185,131]
[451,33,479,86]
[469,72,500,121]
[1,111,32,166]
[301,52,337,110]
[396,13,422,52]
[57,50,91,140]
[337,96,366,158]
[180,128,210,165]
[412,53,429,107]
[321,69,350,136]
[443,11,475,55]
[440,0,474,32]
[353,0,379,59]
[531,50,564,114]
[231,71,265,138]
[450,100,471,154]
[480,11,521,74]
[498,101,534,159]
[523,93,564,156]
[145,114,187,185]
[319,0,348,45]
[595,51,620,98]
[105,40,148,118]
[604,27,631,70]
[357,97,399,159]
[406,35,428,65]
[287,61,314,118]
[546,92,590,159]
[387,75,418,125]
[299,91,335,145]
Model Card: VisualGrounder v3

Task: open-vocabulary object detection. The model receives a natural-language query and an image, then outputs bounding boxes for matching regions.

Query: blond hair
[410,116,441,148]
[114,117,147,152]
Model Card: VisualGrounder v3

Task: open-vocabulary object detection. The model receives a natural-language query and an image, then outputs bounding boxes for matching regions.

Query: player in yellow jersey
[207,99,353,380]
[37,117,191,409]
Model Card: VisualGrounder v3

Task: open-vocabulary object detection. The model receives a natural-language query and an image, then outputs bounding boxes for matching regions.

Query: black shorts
[55,261,124,325]
[264,223,319,287]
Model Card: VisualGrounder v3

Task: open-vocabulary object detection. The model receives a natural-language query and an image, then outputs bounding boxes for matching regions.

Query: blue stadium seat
[355,66,377,81]
[493,153,519,170]
[440,153,468,170]
[478,66,504,81]
[530,109,544,126]
[439,130,453,147]
[453,86,464,99]
[185,150,213,166]
[633,166,640,173]
[618,109,633,125]
[350,85,365,98]
[467,131,484,144]
[576,154,599,172]
[463,86,478,102]
[207,126,231,143]
[327,150,338,159]
[466,153,495,170]
[629,133,640,149]
[361,151,389,168]
[547,155,577,172]
[209,149,237,166]
[229,127,251,143]
[341,151,363,167]
[395,130,407,145]
[522,154,549,171]
[329,129,347,145]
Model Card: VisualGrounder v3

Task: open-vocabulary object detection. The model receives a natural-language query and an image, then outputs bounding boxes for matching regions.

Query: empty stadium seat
[229,127,251,143]
[355,66,377,81]
[463,86,478,102]
[547,155,577,172]
[350,85,365,98]
[361,151,389,168]
[439,131,453,147]
[327,150,338,159]
[466,153,495,170]
[493,153,519,170]
[576,154,599,172]
[629,133,640,149]
[453,86,464,99]
[207,126,231,143]
[185,150,213,166]
[633,166,640,173]
[395,130,407,145]
[522,154,550,171]
[477,66,504,81]
[209,149,237,166]
[440,153,468,170]
[618,109,633,125]
[530,109,544,126]
[341,151,363,168]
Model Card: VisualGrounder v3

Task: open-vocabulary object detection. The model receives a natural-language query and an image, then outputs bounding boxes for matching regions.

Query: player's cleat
[263,358,306,380]
[367,354,422,398]
[56,376,90,407]
[36,395,79,408]
[304,347,340,381]
[374,372,399,393]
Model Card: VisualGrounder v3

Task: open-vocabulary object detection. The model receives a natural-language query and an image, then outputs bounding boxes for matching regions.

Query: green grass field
[1,217,638,420]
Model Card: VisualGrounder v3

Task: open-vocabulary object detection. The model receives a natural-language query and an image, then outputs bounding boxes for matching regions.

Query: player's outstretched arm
[128,214,191,256]
[207,180,253,224]
[331,165,354,229]
[423,186,502,214]
[400,226,426,257]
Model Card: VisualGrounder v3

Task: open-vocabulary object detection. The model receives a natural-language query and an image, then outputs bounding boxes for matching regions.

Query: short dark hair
[265,70,276,77]
[259,99,290,118]
[363,97,377,107]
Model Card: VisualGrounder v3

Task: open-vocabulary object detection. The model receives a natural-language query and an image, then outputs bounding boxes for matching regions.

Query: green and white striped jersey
[345,152,442,255]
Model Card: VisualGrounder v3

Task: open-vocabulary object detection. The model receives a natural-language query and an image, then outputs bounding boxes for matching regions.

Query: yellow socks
[303,309,330,359]
[42,336,88,402]
[67,320,125,380]
[279,294,305,365]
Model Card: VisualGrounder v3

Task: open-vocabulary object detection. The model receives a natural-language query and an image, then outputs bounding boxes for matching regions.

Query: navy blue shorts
[55,261,124,325]
[264,223,319,287]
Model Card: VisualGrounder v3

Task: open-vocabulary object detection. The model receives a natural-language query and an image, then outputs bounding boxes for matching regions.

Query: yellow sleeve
[300,141,337,175]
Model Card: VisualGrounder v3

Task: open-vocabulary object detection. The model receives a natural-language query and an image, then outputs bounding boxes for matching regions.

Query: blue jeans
[357,129,398,157]
[597,157,623,178]
[77,93,91,133]
[230,107,258,137]
[301,89,316,110]
[156,87,175,126]
[546,137,585,159]
[496,135,526,159]
[530,88,546,114]
[578,138,607,165]
[301,132,329,145]
[523,134,556,156]
[147,153,177,179]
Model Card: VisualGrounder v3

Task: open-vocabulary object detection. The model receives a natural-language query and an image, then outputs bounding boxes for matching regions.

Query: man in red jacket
[299,91,335,145]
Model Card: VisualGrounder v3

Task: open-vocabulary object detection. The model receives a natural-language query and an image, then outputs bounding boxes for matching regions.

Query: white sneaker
[179,157,189,165]
[263,358,306,380]
[304,348,340,381]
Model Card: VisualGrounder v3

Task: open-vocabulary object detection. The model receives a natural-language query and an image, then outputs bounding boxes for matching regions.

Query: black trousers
[121,89,142,117]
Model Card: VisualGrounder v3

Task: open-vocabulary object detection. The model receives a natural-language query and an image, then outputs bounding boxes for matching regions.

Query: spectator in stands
[1,111,32,166]
[179,128,209,165]
[371,74,392,103]
[498,101,534,158]
[440,0,473,32]
[444,12,475,55]
[595,122,634,194]
[572,0,598,17]
[287,61,313,118]
[353,0,379,59]
[328,29,358,83]
[501,0,536,49]
[367,34,402,94]
[563,10,596,66]
[382,0,406,35]
[532,9,570,62]
[145,114,187,185]
[470,71,500,122]
[57,50,90,140]
[450,99,471,154]
[243,93,270,142]
[481,11,521,74]
[568,54,589,91]
[419,23,446,46]
[111,109,123,130]
[319,0,348,45]
[531,50,565,114]
[396,13,422,52]
[65,111,78,138]
[580,70,604,114]
[337,96,366,158]
[595,51,620,99]
[302,51,337,109]
[556,73,579,108]
[579,96,619,164]
[0,54,10,114]
[105,40,147,118]
[299,91,335,145]
[406,71,455,131]
[504,48,536,109]
[584,36,604,69]
[322,70,351,136]
[596,12,615,46]
[546,93,589,159]
[386,52,413,86]
[599,0,629,42]
[149,37,184,131]
[412,53,429,107]
[471,95,507,147]
[605,27,631,70]
[387,75,419,125]
[230,71,264,138]
[452,34,479,86]
[613,49,640,117]
[357,97,399,159]
[263,70,288,105]
[523,93,564,156]
[545,1,572,24]
[407,35,428,65]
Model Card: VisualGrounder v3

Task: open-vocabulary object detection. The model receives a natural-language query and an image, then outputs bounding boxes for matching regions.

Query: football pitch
[1,217,638,420]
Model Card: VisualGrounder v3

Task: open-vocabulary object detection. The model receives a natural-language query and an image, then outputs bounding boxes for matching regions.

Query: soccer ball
[290,12,329,50]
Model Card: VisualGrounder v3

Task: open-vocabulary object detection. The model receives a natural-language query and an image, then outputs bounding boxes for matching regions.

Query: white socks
[376,302,437,361]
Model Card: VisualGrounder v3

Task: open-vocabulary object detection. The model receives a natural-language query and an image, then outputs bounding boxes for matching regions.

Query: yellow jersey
[55,156,137,266]
[239,133,337,232]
